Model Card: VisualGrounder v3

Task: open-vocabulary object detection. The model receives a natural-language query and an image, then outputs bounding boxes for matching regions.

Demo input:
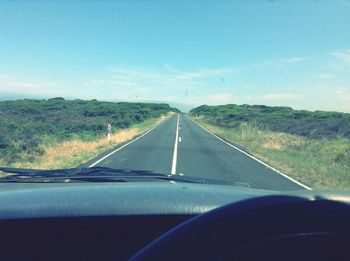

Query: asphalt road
[90,114,308,191]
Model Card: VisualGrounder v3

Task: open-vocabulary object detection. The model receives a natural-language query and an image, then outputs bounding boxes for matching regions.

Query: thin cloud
[332,49,350,64]
[108,65,239,82]
[170,92,237,106]
[333,86,350,102]
[109,67,166,81]
[242,87,350,113]
[207,93,236,104]
[105,65,240,96]
[260,92,302,101]
[317,74,334,79]
[171,67,239,81]
[285,57,304,64]
[251,56,305,68]
[0,74,60,96]
[326,49,350,74]
[78,65,241,104]
[85,79,137,88]
[243,92,302,105]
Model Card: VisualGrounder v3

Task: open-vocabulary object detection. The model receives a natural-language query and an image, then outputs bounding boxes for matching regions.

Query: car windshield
[0,0,349,191]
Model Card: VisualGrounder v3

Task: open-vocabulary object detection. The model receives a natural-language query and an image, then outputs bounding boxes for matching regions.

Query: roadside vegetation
[190,104,350,189]
[0,98,178,169]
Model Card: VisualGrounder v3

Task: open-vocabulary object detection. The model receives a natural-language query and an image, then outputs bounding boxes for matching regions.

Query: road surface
[88,114,309,191]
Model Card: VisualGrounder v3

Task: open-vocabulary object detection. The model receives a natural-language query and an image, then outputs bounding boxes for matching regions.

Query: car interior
[0,182,349,260]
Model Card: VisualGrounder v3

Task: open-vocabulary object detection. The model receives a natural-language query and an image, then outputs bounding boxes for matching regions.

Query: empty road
[88,114,309,191]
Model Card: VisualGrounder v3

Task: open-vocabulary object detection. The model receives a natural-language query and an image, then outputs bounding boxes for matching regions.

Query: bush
[190,104,350,139]
[0,99,179,165]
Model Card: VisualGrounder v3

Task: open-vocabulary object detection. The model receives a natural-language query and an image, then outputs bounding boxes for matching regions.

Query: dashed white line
[171,114,180,175]
[179,137,182,143]
[186,115,312,190]
[88,116,171,167]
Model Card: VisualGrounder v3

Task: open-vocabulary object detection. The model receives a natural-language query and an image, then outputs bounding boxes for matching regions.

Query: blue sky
[0,0,350,112]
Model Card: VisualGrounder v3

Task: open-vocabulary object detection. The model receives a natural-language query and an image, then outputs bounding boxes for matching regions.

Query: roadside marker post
[107,123,112,140]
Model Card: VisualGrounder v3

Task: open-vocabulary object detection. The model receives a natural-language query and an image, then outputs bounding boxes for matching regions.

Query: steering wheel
[131,196,350,260]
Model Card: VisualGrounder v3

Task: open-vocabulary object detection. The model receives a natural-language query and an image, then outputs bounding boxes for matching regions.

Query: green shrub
[190,104,350,139]
[0,99,179,165]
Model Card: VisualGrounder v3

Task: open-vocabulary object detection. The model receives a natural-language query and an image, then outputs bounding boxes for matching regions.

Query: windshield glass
[0,0,349,191]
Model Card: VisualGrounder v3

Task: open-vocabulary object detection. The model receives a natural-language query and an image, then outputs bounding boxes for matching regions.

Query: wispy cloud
[108,65,238,83]
[332,86,350,102]
[332,49,350,65]
[285,57,304,64]
[260,92,302,101]
[0,74,60,97]
[327,49,350,73]
[243,92,302,105]
[170,67,239,81]
[305,85,350,112]
[80,65,240,106]
[3,50,350,113]
[161,92,237,107]
[85,79,138,88]
[316,73,334,79]
[251,56,305,68]
[240,88,350,112]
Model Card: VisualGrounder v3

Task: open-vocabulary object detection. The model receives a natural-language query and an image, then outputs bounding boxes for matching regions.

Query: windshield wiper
[0,167,250,187]
[0,167,168,183]
[0,166,167,177]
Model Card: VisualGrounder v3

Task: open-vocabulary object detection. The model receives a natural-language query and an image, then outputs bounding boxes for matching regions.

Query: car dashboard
[0,182,269,260]
[0,182,349,260]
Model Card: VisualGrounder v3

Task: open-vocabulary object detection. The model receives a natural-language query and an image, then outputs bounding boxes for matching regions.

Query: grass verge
[3,114,171,170]
[191,116,350,189]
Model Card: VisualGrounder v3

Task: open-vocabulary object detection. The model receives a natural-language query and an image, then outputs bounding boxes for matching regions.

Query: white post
[107,123,112,140]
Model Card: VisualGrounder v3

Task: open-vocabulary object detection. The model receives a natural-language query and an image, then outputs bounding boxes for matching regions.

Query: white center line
[171,114,180,175]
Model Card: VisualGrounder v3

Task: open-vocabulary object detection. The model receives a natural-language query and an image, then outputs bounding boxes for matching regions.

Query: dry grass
[11,115,168,170]
[259,132,306,151]
[193,117,350,189]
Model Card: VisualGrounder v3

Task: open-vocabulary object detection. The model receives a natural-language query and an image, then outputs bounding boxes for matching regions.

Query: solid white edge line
[88,116,171,167]
[171,114,180,175]
[186,115,312,190]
